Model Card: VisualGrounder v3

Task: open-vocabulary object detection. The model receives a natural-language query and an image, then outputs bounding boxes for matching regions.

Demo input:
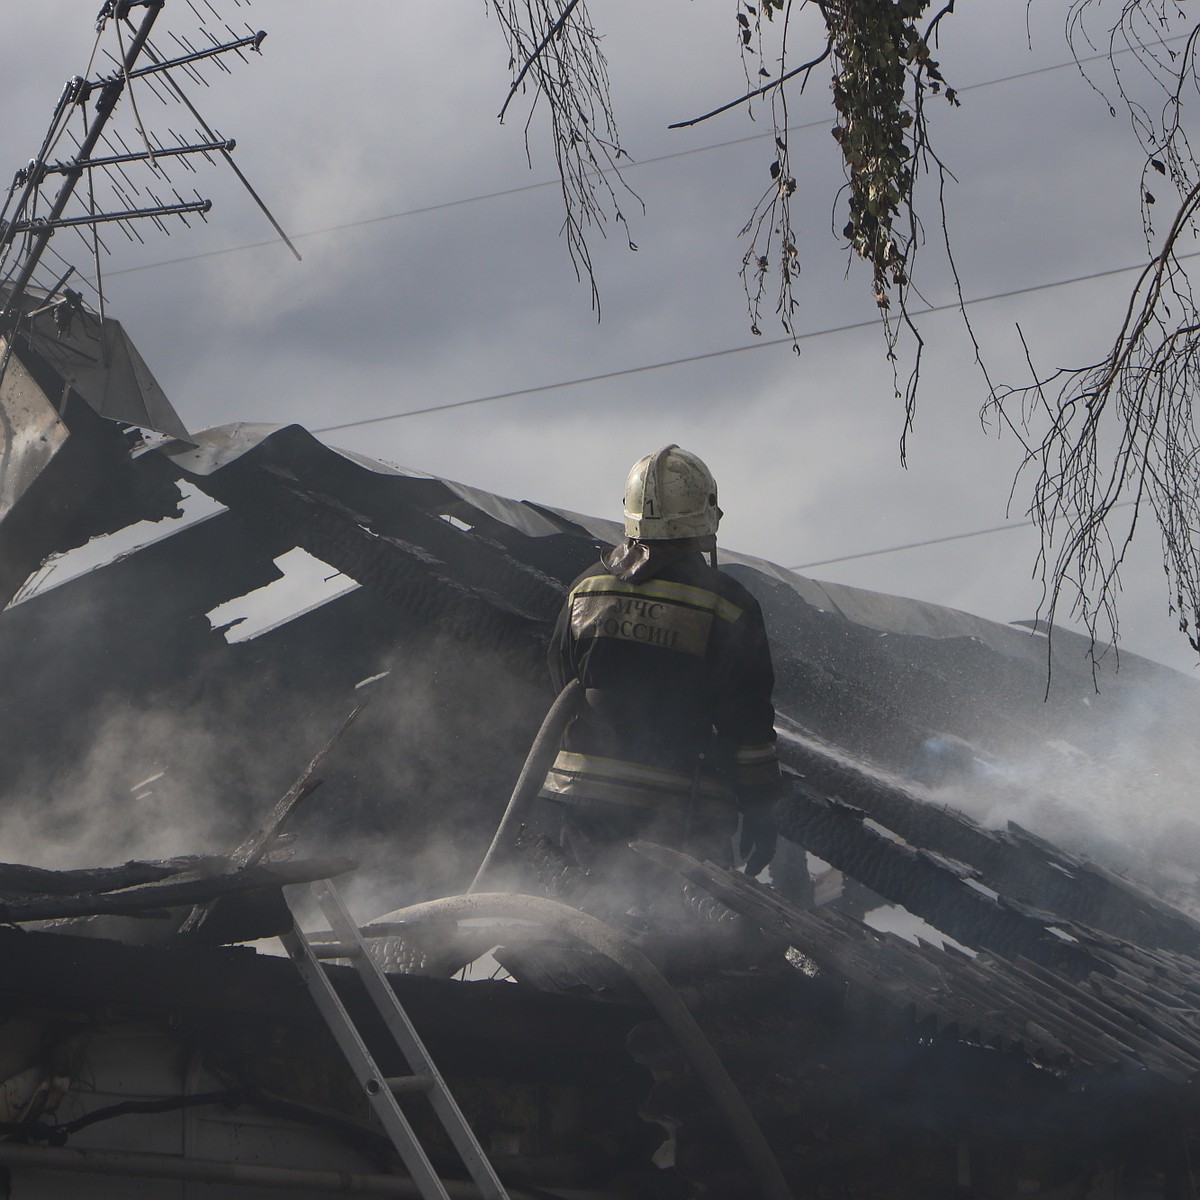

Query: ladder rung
[287,879,512,1199]
[385,1074,436,1095]
[310,940,358,959]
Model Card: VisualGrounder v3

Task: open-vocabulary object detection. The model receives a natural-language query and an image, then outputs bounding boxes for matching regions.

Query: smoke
[0,672,315,871]
[0,627,551,924]
[913,675,1200,916]
[309,636,551,922]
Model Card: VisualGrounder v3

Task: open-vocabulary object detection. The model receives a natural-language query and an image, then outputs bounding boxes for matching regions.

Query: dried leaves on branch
[489,0,958,350]
[736,0,958,325]
[733,0,958,450]
[830,0,958,305]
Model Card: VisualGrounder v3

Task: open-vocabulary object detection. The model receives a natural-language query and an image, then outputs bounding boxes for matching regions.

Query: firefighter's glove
[738,797,779,878]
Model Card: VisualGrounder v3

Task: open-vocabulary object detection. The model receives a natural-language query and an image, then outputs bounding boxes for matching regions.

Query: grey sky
[4,1,1196,676]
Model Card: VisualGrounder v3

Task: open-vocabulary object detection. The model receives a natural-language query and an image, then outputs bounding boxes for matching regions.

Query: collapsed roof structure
[3,371,1200,1197]
[5,3,1200,1197]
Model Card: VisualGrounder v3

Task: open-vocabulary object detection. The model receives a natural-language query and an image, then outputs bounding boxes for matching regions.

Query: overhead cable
[788,501,1137,572]
[101,39,1175,280]
[311,253,1198,434]
[789,519,1038,571]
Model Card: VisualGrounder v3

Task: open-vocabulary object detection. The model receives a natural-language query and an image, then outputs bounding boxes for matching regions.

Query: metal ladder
[280,879,511,1200]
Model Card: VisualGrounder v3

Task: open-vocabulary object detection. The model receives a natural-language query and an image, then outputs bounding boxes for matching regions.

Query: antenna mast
[0,0,294,392]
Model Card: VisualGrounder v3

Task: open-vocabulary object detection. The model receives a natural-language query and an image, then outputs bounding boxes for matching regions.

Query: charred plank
[0,856,354,923]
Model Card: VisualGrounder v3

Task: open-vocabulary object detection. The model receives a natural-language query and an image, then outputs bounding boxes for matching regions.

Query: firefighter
[541,445,782,893]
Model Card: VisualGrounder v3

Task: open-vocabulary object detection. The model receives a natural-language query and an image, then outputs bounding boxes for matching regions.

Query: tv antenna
[0,0,298,398]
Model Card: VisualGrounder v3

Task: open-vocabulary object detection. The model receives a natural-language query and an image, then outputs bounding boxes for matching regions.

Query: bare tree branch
[487,0,641,312]
[498,0,584,123]
[486,0,1200,667]
[989,1,1200,667]
[667,40,834,130]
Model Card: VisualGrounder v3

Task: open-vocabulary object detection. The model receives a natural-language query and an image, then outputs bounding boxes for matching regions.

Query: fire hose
[469,679,583,894]
[459,682,792,1197]
[365,892,794,1200]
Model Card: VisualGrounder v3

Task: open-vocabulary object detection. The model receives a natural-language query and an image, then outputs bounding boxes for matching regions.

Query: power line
[101,178,560,277]
[312,340,775,432]
[76,34,1172,574]
[788,501,1137,572]
[790,518,1035,571]
[312,250,1199,434]
[101,38,1168,281]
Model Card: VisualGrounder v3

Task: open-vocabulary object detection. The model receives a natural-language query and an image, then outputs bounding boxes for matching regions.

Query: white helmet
[623,445,720,540]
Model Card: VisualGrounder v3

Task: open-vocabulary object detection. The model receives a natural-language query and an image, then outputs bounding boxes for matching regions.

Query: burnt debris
[4,417,1200,1196]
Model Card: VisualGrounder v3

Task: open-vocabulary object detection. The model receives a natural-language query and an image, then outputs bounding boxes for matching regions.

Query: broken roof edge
[516,502,1067,665]
[1,289,191,442]
[164,423,567,538]
[154,422,1197,686]
[1010,617,1199,692]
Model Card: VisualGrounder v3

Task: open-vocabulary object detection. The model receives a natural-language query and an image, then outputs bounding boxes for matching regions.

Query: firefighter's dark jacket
[544,539,780,820]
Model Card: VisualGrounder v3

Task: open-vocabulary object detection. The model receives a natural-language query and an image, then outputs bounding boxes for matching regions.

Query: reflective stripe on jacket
[543,750,734,821]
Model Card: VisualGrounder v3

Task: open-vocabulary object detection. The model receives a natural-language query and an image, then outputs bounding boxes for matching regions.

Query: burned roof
[4,413,1200,1196]
[1,411,1197,873]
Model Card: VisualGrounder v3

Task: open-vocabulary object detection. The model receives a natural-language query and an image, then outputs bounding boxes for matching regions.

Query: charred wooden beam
[0,856,353,923]
[777,735,1200,958]
[176,435,565,682]
[776,783,1099,976]
[635,843,1200,1084]
[178,705,362,939]
[0,855,225,896]
[0,924,645,1088]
